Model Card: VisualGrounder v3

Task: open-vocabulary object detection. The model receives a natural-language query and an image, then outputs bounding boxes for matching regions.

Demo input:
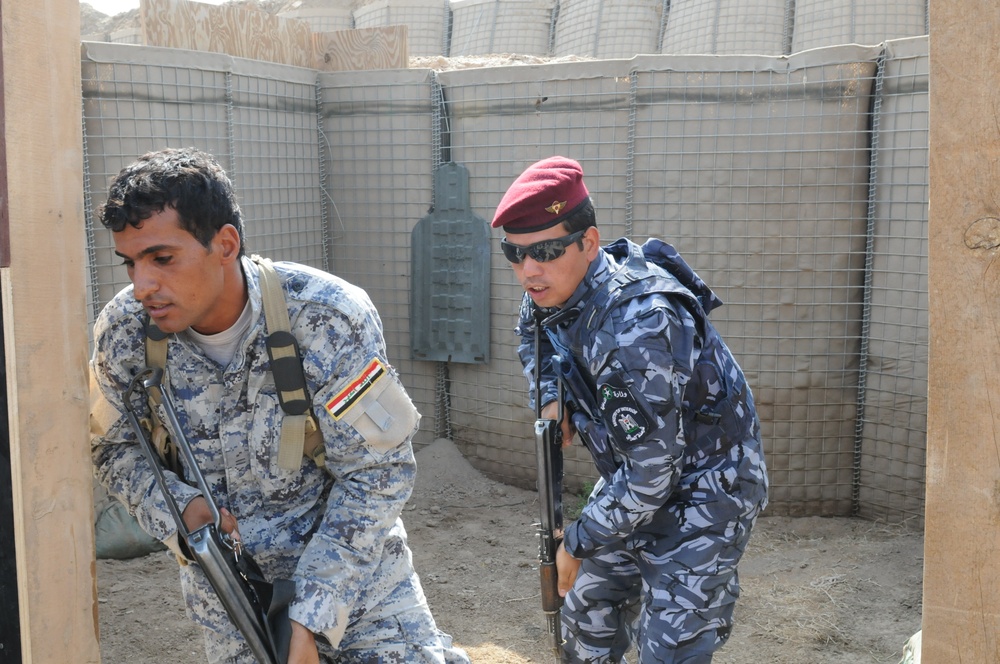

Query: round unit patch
[598,376,651,446]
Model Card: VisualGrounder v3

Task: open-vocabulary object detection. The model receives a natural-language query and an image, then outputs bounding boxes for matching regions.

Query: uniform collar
[240,254,266,340]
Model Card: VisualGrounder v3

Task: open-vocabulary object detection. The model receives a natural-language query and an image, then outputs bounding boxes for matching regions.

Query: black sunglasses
[500,230,586,264]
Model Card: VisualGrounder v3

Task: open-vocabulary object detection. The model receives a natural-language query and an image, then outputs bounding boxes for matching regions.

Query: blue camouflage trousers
[560,488,764,663]
[561,566,734,664]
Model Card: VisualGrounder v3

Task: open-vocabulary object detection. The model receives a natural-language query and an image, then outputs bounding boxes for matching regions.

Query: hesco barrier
[277,0,928,59]
[81,36,928,524]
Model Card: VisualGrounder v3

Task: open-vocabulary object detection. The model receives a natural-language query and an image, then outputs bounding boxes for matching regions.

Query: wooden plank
[314,25,409,71]
[0,5,8,270]
[0,0,97,662]
[923,0,1000,661]
[141,0,316,68]
[0,7,18,658]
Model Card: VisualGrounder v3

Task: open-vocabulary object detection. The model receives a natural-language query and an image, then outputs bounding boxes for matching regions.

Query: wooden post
[0,0,97,662]
[924,0,1000,661]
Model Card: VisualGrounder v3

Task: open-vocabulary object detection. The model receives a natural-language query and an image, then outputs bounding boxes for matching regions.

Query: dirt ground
[97,438,923,663]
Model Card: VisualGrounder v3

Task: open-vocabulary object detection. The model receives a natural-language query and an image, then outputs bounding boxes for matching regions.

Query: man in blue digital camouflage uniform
[493,156,768,663]
[90,147,469,664]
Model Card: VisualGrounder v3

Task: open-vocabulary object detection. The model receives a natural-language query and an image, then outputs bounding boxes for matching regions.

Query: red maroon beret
[492,156,590,234]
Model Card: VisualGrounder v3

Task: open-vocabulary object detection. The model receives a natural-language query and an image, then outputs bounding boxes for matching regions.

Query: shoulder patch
[598,374,651,446]
[325,358,386,421]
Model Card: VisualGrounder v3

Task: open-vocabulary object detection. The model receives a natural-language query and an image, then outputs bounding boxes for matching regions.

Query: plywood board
[314,25,409,71]
[141,0,316,68]
[1,0,96,662]
[923,0,1000,660]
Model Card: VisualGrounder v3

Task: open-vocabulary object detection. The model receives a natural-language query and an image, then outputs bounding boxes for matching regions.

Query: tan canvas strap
[251,255,324,470]
[143,320,180,474]
[304,415,325,467]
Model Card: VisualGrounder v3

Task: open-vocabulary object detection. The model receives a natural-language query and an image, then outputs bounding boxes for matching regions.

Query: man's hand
[288,620,320,664]
[541,401,575,449]
[181,496,240,542]
[555,541,581,597]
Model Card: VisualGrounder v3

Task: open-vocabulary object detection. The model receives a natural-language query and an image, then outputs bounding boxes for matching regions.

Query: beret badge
[545,200,567,215]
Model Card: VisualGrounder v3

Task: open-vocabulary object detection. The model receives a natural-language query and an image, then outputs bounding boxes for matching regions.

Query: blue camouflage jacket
[516,238,767,560]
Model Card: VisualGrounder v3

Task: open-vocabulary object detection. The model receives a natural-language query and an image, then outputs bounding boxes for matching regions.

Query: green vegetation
[564,481,595,522]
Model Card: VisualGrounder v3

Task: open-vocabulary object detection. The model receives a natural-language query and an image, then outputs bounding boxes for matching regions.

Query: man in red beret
[495,156,769,663]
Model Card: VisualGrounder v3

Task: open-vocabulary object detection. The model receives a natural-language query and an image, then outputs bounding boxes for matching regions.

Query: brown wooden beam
[1,0,97,661]
[924,0,1000,660]
[0,0,10,268]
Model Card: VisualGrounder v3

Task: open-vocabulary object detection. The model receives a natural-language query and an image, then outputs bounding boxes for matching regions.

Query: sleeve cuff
[563,522,588,559]
[288,597,350,651]
[161,532,189,561]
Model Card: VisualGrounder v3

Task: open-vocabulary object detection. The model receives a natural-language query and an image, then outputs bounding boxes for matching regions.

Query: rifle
[122,367,294,664]
[533,318,564,662]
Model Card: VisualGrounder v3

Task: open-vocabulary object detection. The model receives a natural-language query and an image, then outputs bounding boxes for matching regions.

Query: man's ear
[583,225,601,259]
[216,224,242,263]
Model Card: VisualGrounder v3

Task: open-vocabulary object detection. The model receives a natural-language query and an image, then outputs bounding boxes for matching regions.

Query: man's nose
[131,264,158,301]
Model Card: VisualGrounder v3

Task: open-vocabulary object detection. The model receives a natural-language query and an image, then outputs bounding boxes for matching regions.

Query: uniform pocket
[649,566,741,612]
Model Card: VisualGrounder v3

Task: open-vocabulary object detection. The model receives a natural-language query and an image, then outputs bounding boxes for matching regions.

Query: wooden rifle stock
[535,416,564,661]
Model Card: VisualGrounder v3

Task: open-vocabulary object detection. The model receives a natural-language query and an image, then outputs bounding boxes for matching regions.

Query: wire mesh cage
[82,28,929,523]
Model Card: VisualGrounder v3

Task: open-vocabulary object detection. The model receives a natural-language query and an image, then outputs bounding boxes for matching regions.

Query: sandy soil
[97,438,923,663]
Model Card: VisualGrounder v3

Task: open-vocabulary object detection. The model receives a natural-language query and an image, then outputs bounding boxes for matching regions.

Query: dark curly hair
[100,147,246,257]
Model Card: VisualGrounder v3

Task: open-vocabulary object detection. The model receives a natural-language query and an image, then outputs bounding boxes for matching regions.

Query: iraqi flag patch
[325,358,386,421]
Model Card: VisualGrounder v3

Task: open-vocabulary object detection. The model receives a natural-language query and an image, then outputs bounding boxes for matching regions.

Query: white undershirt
[185,299,253,367]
